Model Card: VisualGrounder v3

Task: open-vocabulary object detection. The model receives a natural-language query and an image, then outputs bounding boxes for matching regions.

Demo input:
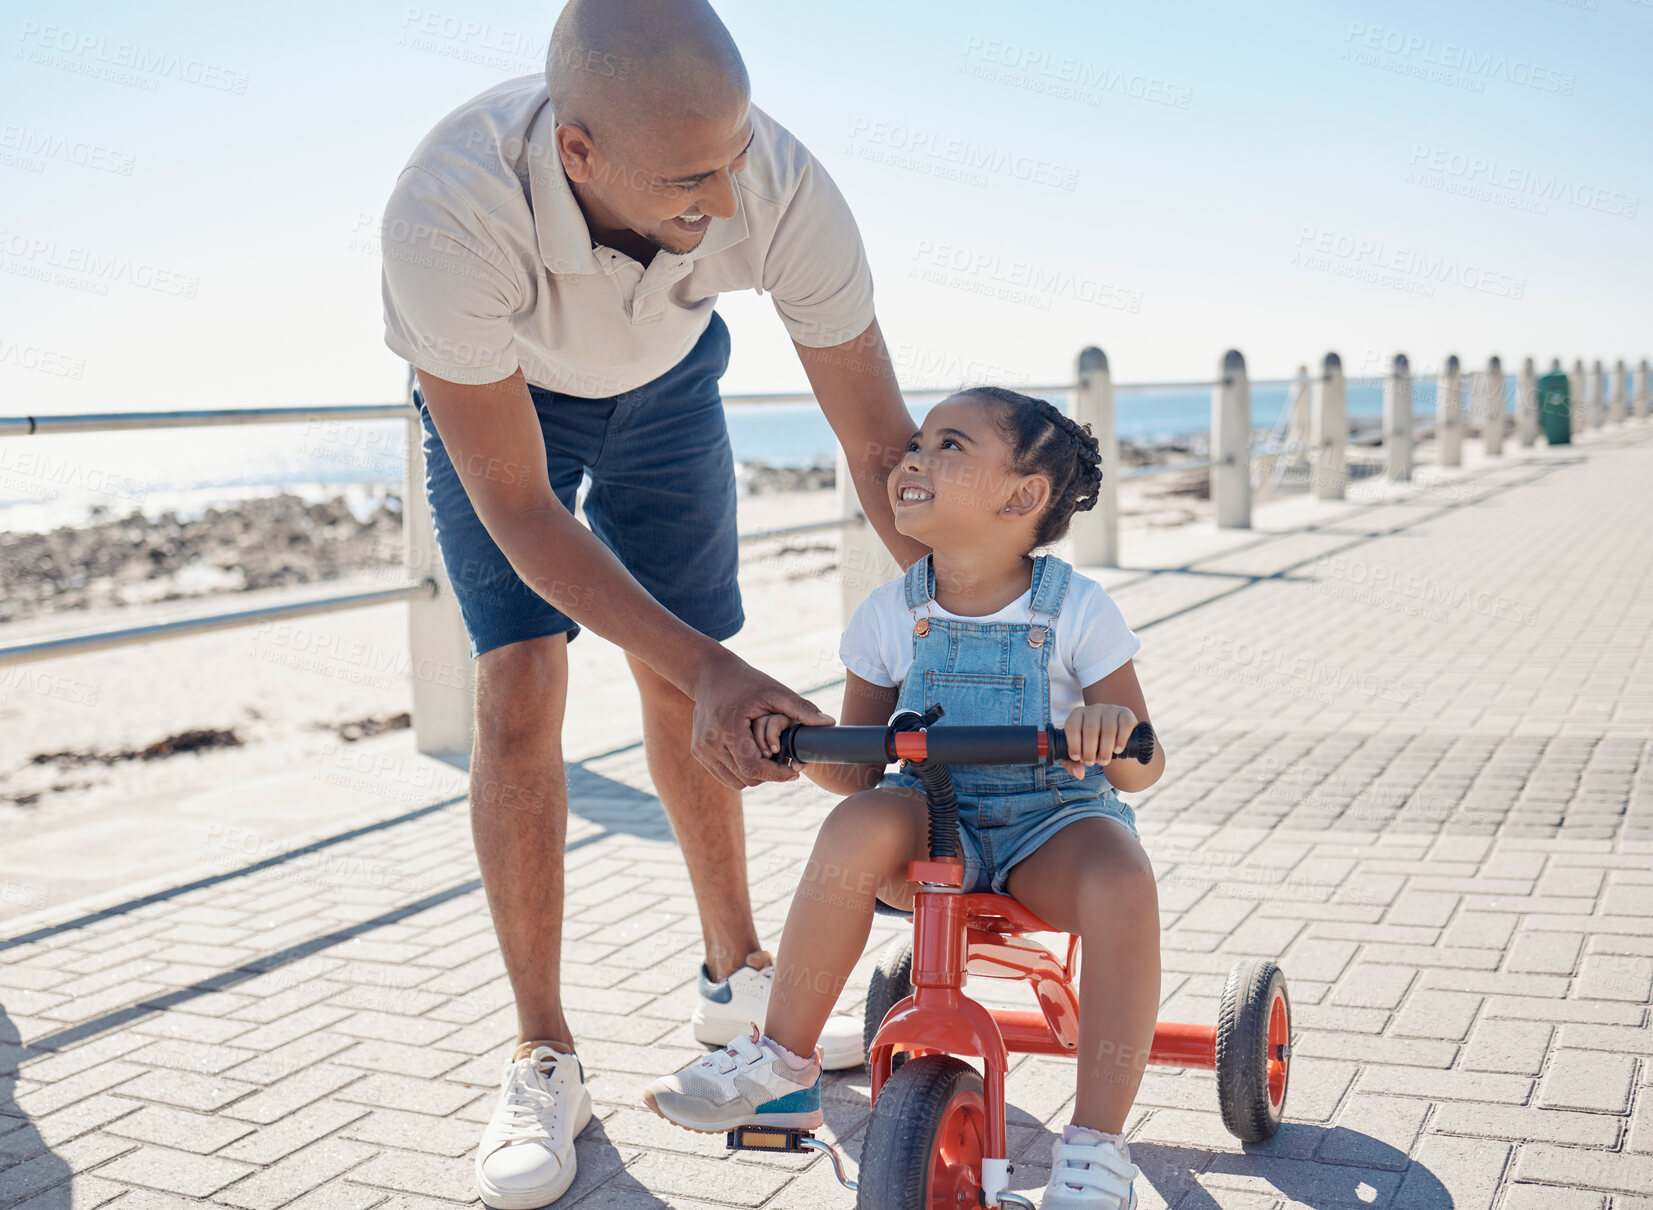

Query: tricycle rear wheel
[864,936,914,1072]
[856,1055,986,1210]
[1215,958,1291,1141]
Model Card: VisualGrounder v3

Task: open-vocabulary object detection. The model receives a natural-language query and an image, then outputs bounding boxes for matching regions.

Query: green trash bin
[1537,371,1571,445]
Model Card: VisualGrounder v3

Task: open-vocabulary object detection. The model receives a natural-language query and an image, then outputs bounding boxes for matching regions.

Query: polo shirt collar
[688,185,749,261]
[526,109,600,275]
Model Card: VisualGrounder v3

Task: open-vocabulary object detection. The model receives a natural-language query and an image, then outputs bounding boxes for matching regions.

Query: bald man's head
[547,0,749,161]
[545,0,756,257]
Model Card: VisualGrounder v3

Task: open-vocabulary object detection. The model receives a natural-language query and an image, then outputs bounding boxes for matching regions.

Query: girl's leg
[764,786,929,1059]
[1005,818,1160,1134]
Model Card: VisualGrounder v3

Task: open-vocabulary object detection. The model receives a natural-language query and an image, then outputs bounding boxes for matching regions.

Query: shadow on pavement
[565,762,677,849]
[0,1004,73,1207]
[1131,1128,1452,1209]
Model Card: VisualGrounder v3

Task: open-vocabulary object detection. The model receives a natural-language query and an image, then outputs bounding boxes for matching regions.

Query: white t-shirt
[380,76,875,396]
[839,568,1142,723]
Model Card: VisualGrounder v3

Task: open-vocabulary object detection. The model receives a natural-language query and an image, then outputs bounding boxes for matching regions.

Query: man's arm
[415,367,834,787]
[793,319,929,571]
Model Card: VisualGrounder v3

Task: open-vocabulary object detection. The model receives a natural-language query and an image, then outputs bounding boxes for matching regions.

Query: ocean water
[0,379,1483,536]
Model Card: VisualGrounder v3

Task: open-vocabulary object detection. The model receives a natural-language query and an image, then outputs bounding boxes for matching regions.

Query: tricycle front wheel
[857,1055,987,1210]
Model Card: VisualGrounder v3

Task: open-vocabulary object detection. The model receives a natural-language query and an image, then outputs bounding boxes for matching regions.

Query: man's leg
[471,633,575,1047]
[413,381,605,1209]
[583,314,758,983]
[625,652,760,982]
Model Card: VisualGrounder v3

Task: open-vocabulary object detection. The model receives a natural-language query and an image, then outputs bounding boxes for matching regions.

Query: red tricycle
[726,707,1292,1210]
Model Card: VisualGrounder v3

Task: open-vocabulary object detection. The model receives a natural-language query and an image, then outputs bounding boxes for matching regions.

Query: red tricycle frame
[862,856,1288,1207]
[729,715,1293,1210]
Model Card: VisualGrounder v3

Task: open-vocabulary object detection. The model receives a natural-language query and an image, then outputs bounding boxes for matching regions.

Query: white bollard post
[1637,359,1651,420]
[1482,356,1505,456]
[1069,346,1118,568]
[1590,360,1607,429]
[1517,357,1537,448]
[1567,359,1584,434]
[1211,349,1251,528]
[1437,355,1462,468]
[403,366,477,762]
[1311,352,1346,500]
[1385,353,1412,481]
[1610,360,1628,424]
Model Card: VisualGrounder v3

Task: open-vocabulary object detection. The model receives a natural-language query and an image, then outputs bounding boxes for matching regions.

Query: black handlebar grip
[1048,720,1156,765]
[777,724,890,766]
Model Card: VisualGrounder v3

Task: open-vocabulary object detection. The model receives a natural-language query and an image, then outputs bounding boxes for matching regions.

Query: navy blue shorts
[415,312,744,659]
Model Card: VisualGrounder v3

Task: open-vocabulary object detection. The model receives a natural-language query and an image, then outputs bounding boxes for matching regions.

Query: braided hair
[964,385,1103,549]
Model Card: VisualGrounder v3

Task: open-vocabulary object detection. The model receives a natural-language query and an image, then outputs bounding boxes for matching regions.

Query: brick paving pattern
[3,422,1651,1208]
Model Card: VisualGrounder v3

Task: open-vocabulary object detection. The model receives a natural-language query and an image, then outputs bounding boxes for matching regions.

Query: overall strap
[903,553,936,610]
[1029,555,1074,620]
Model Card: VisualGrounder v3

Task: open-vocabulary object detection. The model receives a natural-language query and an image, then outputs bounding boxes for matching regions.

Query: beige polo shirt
[380,75,875,398]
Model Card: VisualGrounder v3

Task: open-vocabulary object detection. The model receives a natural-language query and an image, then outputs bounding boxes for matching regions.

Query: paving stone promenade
[3,421,1651,1209]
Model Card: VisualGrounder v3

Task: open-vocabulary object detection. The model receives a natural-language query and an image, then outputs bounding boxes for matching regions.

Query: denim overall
[879,553,1139,895]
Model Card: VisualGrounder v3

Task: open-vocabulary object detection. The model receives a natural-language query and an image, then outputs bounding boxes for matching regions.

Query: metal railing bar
[720,383,1078,406]
[1111,379,1221,391]
[8,377,1365,436]
[0,379,1442,439]
[1,405,414,437]
[0,580,436,668]
[737,516,862,544]
[1119,458,1218,480]
[728,377,1403,398]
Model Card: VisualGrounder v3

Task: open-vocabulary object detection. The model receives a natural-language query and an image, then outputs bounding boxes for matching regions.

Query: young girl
[644,387,1166,1209]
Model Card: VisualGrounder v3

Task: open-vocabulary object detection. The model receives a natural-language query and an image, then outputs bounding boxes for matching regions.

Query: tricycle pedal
[726,1127,858,1191]
[725,1124,814,1153]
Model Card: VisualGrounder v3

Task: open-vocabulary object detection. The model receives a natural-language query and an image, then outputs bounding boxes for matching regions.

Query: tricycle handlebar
[775,720,1156,768]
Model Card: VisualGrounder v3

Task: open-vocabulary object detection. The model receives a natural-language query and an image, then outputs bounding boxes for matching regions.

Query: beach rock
[0,492,406,624]
[738,461,835,494]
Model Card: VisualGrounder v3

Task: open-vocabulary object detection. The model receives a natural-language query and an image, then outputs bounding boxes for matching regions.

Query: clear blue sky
[2,0,1648,415]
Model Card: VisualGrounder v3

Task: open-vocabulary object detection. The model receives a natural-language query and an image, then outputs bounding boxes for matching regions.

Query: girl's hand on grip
[1060,703,1138,780]
[752,713,793,761]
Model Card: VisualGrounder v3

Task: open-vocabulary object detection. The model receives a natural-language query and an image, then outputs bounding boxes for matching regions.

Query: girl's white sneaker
[644,1024,823,1134]
[1042,1124,1139,1209]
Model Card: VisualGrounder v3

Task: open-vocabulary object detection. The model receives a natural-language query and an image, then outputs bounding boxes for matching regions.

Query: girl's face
[888,395,1043,546]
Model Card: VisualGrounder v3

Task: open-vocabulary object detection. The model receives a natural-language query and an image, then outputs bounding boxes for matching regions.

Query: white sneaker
[1043,1125,1139,1209]
[692,949,865,1070]
[644,1024,823,1134]
[475,1042,593,1210]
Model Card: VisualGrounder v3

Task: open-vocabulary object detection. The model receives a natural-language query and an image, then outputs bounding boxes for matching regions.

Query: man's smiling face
[558,105,753,257]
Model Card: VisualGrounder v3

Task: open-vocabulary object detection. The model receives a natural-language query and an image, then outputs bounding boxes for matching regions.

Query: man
[379,1,925,1204]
